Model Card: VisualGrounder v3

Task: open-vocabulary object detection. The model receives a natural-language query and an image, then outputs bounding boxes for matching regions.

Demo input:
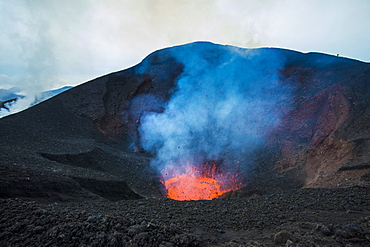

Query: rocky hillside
[0,42,369,202]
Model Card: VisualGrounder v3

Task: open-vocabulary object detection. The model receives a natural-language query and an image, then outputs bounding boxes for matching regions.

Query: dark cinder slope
[0,42,369,202]
[0,48,183,202]
[269,51,370,190]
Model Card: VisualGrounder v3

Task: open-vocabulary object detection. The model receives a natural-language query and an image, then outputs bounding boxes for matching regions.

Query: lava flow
[162,162,242,201]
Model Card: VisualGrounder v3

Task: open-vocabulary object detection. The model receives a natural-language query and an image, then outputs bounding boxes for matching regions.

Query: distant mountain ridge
[0,86,72,116]
[0,87,23,102]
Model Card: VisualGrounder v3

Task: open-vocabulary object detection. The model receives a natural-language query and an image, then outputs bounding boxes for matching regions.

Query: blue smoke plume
[137,42,289,183]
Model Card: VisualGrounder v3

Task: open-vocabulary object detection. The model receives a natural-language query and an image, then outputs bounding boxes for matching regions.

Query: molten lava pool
[162,164,242,201]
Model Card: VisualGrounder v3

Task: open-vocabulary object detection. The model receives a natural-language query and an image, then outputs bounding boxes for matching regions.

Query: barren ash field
[1,42,370,246]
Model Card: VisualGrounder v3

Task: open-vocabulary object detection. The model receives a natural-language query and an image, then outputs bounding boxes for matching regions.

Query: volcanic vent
[161,159,243,201]
[132,43,291,200]
[0,42,369,202]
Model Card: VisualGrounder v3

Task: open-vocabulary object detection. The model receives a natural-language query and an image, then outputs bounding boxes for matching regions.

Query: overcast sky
[1,0,369,94]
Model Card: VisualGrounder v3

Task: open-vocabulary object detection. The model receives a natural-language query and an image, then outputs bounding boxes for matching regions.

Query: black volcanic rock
[1,187,369,246]
[0,42,369,203]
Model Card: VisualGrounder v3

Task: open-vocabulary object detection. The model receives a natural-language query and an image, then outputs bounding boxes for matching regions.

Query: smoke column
[138,42,289,186]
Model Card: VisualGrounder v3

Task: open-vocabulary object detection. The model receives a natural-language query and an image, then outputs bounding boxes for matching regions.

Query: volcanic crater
[0,42,369,246]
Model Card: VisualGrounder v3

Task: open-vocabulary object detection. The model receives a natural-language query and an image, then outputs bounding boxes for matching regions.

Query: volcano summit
[0,42,369,246]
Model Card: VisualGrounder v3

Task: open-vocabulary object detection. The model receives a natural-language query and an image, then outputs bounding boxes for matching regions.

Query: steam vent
[1,42,370,245]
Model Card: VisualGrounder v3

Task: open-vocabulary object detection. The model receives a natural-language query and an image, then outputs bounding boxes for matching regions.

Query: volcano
[0,42,369,246]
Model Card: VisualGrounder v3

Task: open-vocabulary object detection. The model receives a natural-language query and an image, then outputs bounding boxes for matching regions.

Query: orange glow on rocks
[162,164,242,201]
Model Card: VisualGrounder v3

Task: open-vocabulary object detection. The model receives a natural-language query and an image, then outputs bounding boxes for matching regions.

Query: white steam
[1,0,368,89]
[1,0,368,116]
[138,43,290,179]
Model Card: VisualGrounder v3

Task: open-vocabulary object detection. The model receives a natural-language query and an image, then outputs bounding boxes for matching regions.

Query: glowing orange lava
[162,165,241,201]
